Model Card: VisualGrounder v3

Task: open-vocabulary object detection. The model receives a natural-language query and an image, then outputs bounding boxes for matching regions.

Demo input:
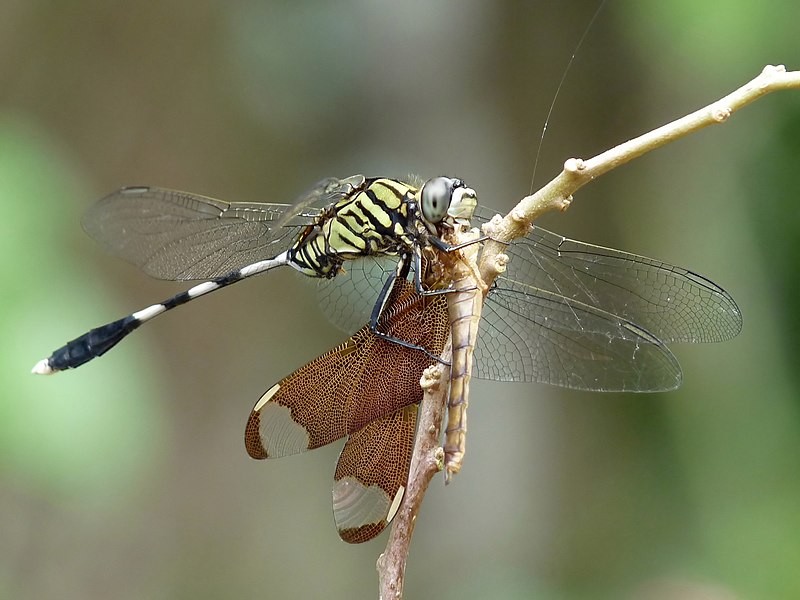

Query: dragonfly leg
[427,233,488,253]
[368,256,450,365]
[412,245,485,299]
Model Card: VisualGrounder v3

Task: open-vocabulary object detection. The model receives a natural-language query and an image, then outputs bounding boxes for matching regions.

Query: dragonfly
[32,174,742,541]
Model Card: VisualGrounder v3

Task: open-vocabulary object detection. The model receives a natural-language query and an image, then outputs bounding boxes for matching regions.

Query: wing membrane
[475,280,682,391]
[82,187,304,280]
[81,177,366,281]
[474,206,742,344]
[315,255,400,334]
[274,174,366,229]
[333,405,417,543]
[244,276,449,541]
[316,206,741,349]
[245,276,449,457]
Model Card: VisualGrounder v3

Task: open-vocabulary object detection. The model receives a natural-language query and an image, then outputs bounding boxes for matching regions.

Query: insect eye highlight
[420,177,453,224]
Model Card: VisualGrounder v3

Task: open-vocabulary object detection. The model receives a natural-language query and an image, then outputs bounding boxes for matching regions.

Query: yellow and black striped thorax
[288,178,419,278]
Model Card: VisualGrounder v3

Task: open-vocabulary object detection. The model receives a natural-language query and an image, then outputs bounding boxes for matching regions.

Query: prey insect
[246,259,449,543]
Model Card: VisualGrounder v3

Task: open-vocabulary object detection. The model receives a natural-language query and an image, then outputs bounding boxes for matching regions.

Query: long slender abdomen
[32,253,289,374]
[443,234,484,483]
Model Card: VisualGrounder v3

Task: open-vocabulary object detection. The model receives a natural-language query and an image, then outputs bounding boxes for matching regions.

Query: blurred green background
[2,1,799,598]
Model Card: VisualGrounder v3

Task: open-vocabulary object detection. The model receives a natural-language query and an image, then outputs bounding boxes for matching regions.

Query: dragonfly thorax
[286,176,478,279]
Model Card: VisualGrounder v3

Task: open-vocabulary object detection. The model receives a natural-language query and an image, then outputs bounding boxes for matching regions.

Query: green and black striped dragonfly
[33,175,474,374]
[33,174,742,542]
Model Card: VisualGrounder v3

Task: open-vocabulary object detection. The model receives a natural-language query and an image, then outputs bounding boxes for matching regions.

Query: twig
[377,64,800,599]
[376,349,451,598]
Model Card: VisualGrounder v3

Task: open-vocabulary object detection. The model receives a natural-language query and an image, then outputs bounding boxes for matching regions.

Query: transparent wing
[475,281,682,391]
[315,255,400,334]
[314,250,683,390]
[81,177,365,281]
[275,174,366,229]
[313,205,737,389]
[474,206,742,344]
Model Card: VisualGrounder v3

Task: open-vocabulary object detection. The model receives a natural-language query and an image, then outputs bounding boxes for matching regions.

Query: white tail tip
[31,359,55,375]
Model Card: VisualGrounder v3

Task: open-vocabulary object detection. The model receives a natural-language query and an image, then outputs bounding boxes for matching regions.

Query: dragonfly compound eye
[420,177,455,224]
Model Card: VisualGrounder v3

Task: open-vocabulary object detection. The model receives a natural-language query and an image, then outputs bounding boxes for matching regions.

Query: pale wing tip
[31,358,55,375]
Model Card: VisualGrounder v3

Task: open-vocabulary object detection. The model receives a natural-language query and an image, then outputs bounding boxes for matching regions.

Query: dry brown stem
[377,64,800,599]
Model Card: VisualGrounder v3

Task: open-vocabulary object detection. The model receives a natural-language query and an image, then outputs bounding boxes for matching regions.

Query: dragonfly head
[419,177,478,228]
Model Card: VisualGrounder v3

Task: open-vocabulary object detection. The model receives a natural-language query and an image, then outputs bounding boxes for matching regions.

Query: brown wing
[244,275,449,542]
[332,404,418,543]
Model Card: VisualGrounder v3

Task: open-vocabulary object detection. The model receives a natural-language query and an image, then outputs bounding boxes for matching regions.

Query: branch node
[510,208,527,224]
[710,105,731,122]
[420,364,442,391]
[763,63,786,76]
[481,213,502,237]
[482,251,509,280]
[564,157,586,173]
[493,252,509,275]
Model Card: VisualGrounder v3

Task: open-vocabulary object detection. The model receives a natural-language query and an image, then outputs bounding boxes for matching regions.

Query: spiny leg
[367,254,449,365]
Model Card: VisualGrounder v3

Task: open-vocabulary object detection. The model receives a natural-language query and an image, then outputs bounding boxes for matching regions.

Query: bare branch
[479,65,800,274]
[377,351,450,599]
[377,64,800,599]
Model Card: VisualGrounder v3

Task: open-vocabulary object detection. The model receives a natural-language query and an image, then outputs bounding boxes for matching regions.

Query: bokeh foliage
[1,1,798,598]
